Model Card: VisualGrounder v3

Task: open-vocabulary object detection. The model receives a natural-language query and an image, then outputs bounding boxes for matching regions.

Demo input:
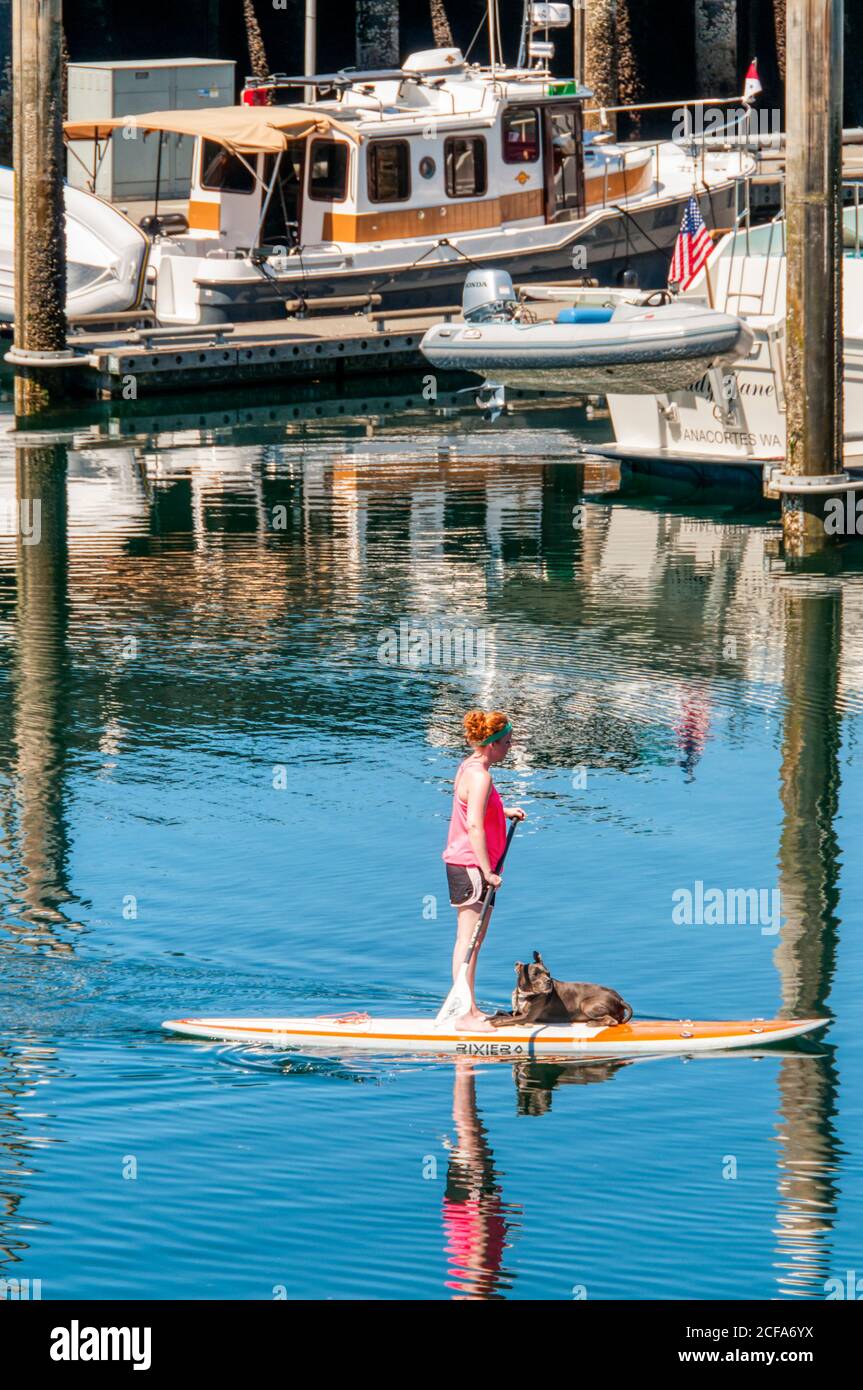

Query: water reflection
[7,445,74,930]
[443,1062,519,1299]
[0,390,857,1299]
[772,585,842,1297]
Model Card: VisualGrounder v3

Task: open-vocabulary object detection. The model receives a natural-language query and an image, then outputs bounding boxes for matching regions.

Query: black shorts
[446,863,489,908]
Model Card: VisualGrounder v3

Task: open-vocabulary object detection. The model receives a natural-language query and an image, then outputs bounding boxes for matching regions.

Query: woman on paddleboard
[443,709,525,1030]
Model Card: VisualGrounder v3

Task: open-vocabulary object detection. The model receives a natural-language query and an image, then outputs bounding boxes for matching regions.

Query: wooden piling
[782,0,844,556]
[582,0,638,135]
[356,0,399,70]
[583,0,618,135]
[694,1,739,97]
[14,439,71,918]
[11,0,68,418]
[572,1,586,87]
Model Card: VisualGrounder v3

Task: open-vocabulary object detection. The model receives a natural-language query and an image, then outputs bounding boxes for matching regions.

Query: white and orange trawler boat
[64,2,755,324]
[161,1013,826,1057]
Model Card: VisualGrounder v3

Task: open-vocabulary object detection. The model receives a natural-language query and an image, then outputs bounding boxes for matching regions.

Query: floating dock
[2,309,456,401]
[2,294,575,401]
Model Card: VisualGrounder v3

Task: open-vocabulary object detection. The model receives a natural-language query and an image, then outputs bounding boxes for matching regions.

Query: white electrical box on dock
[66,58,236,202]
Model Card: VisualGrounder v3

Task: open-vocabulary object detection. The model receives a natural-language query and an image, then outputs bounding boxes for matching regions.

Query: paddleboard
[161,1013,826,1057]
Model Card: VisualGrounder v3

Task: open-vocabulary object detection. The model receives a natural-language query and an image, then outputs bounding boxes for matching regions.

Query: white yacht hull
[151,181,743,324]
[602,225,863,472]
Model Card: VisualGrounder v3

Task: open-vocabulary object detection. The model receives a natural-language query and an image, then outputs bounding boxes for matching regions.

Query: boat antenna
[487,0,498,73]
[463,10,487,62]
[517,0,531,69]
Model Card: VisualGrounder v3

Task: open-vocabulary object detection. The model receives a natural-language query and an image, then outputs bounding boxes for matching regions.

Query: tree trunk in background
[60,26,69,117]
[356,0,400,69]
[616,0,641,133]
[774,0,787,81]
[694,0,738,95]
[584,0,618,133]
[0,57,12,166]
[429,0,454,49]
[242,0,269,80]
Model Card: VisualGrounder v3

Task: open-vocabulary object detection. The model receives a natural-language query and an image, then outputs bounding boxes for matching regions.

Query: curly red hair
[463,709,510,746]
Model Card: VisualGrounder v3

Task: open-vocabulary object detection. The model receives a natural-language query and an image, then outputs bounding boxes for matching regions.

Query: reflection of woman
[443,1062,516,1299]
[676,688,711,782]
[442,709,525,1031]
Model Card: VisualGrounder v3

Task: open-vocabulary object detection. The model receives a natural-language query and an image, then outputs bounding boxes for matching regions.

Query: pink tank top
[443,758,507,869]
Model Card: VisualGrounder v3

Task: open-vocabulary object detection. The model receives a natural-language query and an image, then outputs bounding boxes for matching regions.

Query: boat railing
[583,94,755,213]
[718,213,785,319]
[583,92,754,193]
[718,175,863,319]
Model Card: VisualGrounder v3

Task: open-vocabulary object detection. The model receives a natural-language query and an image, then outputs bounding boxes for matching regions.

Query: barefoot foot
[454,1012,495,1032]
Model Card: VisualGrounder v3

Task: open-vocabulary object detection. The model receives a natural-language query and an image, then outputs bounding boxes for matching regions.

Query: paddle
[434,816,519,1028]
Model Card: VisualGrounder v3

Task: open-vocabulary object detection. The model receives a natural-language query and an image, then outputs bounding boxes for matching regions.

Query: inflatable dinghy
[420,269,753,395]
[0,167,149,322]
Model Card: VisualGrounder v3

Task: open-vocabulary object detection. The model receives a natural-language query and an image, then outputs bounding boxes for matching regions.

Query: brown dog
[489,951,633,1029]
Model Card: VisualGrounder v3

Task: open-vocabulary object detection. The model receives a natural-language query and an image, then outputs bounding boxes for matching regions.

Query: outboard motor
[462,268,518,323]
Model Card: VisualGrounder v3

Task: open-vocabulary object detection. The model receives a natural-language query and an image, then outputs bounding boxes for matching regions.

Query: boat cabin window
[368,140,411,203]
[200,140,256,194]
[308,140,349,202]
[502,108,540,163]
[445,136,487,198]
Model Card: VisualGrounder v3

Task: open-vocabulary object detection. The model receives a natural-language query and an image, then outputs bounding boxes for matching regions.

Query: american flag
[669,196,713,290]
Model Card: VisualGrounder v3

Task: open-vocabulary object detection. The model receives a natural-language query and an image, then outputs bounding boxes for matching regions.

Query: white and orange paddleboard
[161,1013,826,1057]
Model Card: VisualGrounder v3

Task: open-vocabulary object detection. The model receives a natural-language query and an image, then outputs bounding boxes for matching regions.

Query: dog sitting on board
[489,952,633,1029]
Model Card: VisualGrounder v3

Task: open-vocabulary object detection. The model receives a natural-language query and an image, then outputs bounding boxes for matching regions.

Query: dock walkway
[65,309,455,399]
[5,296,567,401]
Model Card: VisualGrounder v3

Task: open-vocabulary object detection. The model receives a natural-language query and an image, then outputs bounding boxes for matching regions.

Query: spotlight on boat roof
[529,2,572,26]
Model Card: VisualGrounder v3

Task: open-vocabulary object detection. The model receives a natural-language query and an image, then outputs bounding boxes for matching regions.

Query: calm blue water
[1,385,861,1300]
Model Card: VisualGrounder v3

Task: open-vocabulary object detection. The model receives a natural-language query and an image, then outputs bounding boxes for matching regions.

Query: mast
[304,0,316,104]
[487,0,498,73]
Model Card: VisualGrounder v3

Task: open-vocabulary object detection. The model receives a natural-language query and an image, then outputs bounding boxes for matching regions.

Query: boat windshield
[200,140,256,193]
[261,142,306,246]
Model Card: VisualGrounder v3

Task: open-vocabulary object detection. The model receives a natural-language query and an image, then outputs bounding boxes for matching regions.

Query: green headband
[480,721,513,746]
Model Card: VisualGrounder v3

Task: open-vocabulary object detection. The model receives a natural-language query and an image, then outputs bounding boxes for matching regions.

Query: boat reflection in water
[0,388,856,1300]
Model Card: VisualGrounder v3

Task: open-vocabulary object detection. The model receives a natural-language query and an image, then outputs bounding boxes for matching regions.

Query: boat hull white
[605,329,863,467]
[603,222,863,468]
[153,184,743,324]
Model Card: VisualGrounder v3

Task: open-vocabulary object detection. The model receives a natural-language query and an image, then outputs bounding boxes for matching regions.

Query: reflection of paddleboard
[161,1014,826,1057]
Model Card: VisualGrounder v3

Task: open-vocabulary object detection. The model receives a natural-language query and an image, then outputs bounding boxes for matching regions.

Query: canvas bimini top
[63,105,361,156]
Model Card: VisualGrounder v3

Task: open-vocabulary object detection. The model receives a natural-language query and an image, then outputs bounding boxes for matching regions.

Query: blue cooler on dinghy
[556,305,615,324]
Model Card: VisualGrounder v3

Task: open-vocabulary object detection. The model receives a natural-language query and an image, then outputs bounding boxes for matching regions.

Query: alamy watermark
[824,494,863,536]
[672,880,782,935]
[671,106,781,148]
